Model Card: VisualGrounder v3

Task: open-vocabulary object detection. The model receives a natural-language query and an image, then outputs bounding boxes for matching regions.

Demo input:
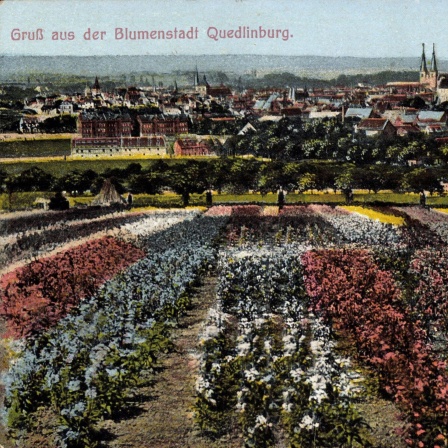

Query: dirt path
[97,275,242,448]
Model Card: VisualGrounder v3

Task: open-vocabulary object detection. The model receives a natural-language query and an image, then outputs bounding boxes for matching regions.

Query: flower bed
[395,206,448,243]
[0,211,145,270]
[195,248,369,447]
[310,204,402,246]
[0,206,126,237]
[0,236,145,338]
[302,248,448,447]
[340,205,405,226]
[3,214,228,447]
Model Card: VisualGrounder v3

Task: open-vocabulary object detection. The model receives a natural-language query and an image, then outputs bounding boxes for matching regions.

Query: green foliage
[401,168,444,194]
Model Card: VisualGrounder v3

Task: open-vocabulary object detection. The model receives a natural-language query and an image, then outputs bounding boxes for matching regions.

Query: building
[72,135,166,157]
[59,101,74,114]
[420,43,448,105]
[356,118,396,138]
[137,114,189,136]
[344,107,373,121]
[19,116,43,133]
[91,76,102,96]
[416,111,447,133]
[207,84,232,98]
[420,43,438,90]
[194,69,207,96]
[73,111,169,156]
[173,138,215,156]
[437,76,448,104]
[78,112,133,138]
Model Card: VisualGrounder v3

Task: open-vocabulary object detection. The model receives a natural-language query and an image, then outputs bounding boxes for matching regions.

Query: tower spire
[430,43,438,72]
[420,43,428,73]
[195,65,200,86]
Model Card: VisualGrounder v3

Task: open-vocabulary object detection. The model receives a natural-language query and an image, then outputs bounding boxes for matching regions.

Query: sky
[0,0,447,59]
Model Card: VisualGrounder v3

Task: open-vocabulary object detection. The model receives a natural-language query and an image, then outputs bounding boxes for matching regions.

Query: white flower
[244,367,260,381]
[290,367,304,383]
[310,340,324,354]
[299,414,319,429]
[264,340,272,353]
[237,342,251,356]
[254,414,270,428]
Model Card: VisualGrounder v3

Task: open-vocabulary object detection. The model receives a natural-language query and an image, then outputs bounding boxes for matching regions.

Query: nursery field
[0,139,71,159]
[0,204,448,447]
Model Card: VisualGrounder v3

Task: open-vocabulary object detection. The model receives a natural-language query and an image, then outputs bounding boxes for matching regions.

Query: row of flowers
[409,248,448,343]
[395,206,448,243]
[195,248,369,447]
[340,205,405,226]
[206,204,404,249]
[0,206,127,237]
[2,214,228,447]
[0,236,145,339]
[0,211,145,270]
[301,248,448,447]
[118,209,200,237]
[308,204,402,247]
[0,210,202,339]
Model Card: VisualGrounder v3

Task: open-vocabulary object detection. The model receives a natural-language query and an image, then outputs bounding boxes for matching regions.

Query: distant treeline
[248,70,419,89]
[2,69,419,92]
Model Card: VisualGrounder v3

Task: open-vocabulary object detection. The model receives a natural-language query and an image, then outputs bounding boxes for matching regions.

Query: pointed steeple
[174,80,178,92]
[195,65,200,86]
[93,76,101,90]
[430,43,438,72]
[420,43,428,74]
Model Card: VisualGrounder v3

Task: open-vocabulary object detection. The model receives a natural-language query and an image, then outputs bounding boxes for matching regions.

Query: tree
[0,169,7,191]
[360,165,403,193]
[401,168,443,195]
[56,169,98,195]
[226,158,261,194]
[14,167,55,192]
[257,161,290,193]
[128,172,163,195]
[49,191,69,210]
[168,160,207,206]
[207,158,232,193]
[297,173,317,193]
[125,162,142,176]
[335,166,358,202]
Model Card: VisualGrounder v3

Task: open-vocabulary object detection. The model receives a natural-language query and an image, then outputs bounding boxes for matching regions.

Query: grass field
[3,191,448,212]
[0,139,71,159]
[0,191,53,211]
[0,157,190,176]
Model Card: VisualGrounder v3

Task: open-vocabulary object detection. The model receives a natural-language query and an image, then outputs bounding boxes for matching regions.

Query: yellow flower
[340,206,404,226]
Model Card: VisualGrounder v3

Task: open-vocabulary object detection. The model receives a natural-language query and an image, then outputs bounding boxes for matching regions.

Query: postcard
[1,1,448,447]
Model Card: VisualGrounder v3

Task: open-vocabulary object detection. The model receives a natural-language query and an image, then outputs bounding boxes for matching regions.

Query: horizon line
[0,53,440,60]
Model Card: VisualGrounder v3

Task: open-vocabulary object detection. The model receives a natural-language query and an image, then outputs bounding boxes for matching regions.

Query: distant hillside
[1,54,447,80]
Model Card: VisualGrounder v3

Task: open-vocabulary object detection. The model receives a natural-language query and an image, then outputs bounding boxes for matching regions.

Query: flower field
[0,204,448,447]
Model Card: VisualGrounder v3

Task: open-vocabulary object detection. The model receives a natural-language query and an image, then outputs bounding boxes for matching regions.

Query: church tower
[429,44,438,89]
[91,76,102,96]
[420,44,438,90]
[419,43,429,84]
[193,66,207,95]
